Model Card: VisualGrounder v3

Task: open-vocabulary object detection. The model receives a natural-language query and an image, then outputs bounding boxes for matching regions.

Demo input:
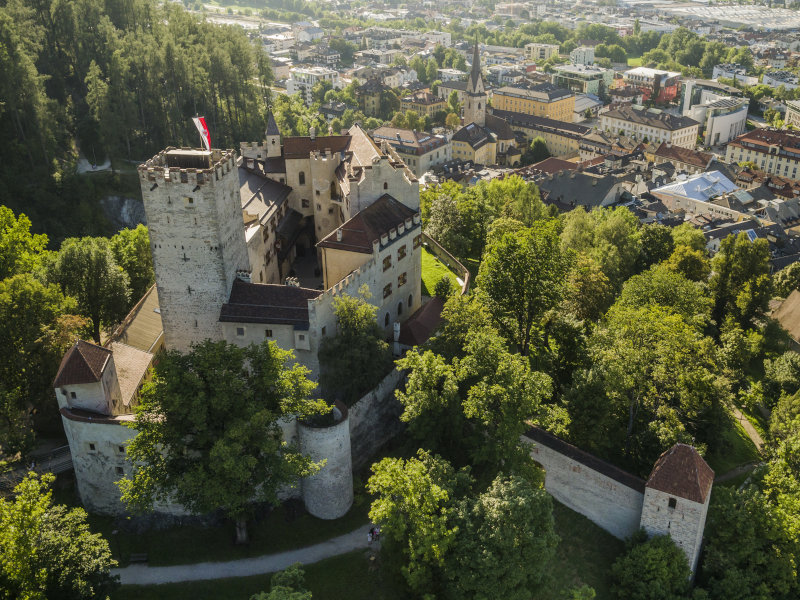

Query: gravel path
[113,526,370,586]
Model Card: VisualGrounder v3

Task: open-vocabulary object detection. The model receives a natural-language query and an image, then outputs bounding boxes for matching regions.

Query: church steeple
[265,110,281,158]
[464,38,486,127]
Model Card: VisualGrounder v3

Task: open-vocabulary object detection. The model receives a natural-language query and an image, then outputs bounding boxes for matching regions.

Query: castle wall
[350,159,420,214]
[521,433,645,540]
[285,157,316,218]
[640,488,710,573]
[310,152,346,239]
[298,404,353,519]
[348,368,406,470]
[320,247,371,291]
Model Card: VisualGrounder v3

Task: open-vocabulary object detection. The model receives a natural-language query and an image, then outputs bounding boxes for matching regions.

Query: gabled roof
[646,444,714,504]
[53,340,111,387]
[239,166,292,223]
[220,279,321,327]
[484,113,515,141]
[654,143,713,170]
[603,106,699,131]
[452,122,492,150]
[283,135,351,159]
[652,171,737,202]
[317,194,417,254]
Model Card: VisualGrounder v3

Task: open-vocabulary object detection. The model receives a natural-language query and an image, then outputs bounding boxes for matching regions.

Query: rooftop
[53,340,111,388]
[652,171,738,202]
[646,444,714,504]
[317,194,417,254]
[109,285,163,353]
[603,106,699,131]
[654,143,713,170]
[494,83,573,102]
[220,279,322,327]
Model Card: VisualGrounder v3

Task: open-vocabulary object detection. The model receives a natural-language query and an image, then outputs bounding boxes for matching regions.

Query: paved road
[113,526,370,585]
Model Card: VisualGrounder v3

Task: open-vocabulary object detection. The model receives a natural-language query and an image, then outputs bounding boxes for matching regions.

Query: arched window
[408,294,413,308]
[384,312,390,326]
[397,301,403,316]
[383,182,388,190]
[299,172,306,185]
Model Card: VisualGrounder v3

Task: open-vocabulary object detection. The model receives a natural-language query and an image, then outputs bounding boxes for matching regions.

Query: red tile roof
[646,444,714,504]
[53,340,111,388]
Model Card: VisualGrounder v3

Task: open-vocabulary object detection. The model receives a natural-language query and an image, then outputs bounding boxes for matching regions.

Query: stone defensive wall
[348,368,406,470]
[421,232,471,293]
[521,427,646,540]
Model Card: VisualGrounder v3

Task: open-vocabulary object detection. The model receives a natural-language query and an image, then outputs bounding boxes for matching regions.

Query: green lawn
[540,501,624,599]
[738,403,770,440]
[627,56,642,67]
[421,246,461,296]
[705,410,762,476]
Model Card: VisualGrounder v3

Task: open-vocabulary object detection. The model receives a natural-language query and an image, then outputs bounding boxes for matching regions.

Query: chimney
[666,142,672,148]
[336,228,343,241]
[310,127,316,141]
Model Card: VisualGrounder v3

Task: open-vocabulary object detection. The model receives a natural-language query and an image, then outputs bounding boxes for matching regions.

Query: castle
[53,120,423,518]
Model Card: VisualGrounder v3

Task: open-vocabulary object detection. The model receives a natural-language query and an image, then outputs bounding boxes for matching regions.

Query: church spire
[469,37,482,93]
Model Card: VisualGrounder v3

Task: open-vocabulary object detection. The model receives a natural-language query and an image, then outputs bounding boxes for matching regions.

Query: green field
[421,246,461,296]
[114,500,621,600]
[627,56,643,67]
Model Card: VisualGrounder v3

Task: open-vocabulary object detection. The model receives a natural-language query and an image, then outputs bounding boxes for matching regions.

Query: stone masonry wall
[348,369,406,470]
[522,430,645,540]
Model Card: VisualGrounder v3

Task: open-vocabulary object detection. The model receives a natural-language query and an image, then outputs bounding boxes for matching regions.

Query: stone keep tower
[639,444,714,574]
[138,148,250,352]
[463,39,486,127]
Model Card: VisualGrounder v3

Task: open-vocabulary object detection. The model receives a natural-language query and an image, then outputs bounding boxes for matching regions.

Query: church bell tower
[463,39,486,127]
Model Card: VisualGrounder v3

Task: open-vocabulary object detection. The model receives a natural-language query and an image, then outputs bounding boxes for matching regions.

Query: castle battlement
[138,147,237,185]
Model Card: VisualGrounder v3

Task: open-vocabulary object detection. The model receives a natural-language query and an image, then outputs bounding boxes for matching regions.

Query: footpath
[113,527,369,586]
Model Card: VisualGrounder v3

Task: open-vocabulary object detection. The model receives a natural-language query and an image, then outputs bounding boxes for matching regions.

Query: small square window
[298,334,305,341]
[383,256,392,271]
[236,327,245,337]
[265,329,273,338]
[302,199,310,208]
[88,443,96,452]
[118,446,125,454]
[383,283,392,299]
[398,245,407,260]
[398,272,407,287]
[183,196,194,207]
[70,391,77,399]
[115,466,124,476]
[413,235,422,248]
[668,497,677,509]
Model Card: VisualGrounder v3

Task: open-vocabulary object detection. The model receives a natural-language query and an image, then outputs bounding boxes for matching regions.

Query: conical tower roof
[266,111,280,137]
[469,38,482,93]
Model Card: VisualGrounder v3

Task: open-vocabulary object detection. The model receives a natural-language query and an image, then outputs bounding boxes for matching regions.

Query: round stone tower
[639,444,714,575]
[298,401,353,519]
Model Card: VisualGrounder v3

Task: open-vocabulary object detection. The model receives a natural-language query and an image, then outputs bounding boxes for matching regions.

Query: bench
[128,553,148,563]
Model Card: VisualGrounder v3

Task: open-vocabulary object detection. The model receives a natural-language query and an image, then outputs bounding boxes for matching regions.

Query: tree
[367,450,466,595]
[0,274,85,455]
[318,287,393,404]
[119,340,328,544]
[774,261,800,297]
[527,136,551,164]
[611,532,690,600]
[637,223,674,270]
[0,473,118,600]
[444,475,558,600]
[0,207,48,281]
[110,225,155,305]
[45,237,130,343]
[671,222,707,251]
[698,486,797,600]
[709,232,773,328]
[445,112,461,130]
[616,265,712,327]
[563,255,614,322]
[664,245,710,282]
[478,222,569,356]
[434,275,454,298]
[251,564,312,600]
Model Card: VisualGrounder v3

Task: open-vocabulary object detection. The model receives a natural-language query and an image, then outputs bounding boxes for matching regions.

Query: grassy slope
[705,409,762,475]
[114,500,621,600]
[421,246,461,296]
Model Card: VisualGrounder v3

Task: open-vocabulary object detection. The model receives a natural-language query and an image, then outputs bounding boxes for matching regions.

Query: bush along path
[113,526,371,585]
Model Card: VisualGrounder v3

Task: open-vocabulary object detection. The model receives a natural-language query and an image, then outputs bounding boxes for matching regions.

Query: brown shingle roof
[646,444,714,504]
[220,280,322,327]
[654,143,712,170]
[398,296,444,347]
[283,135,350,159]
[53,340,111,387]
[317,194,417,254]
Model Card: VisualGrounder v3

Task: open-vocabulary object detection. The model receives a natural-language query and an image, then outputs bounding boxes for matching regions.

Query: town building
[551,64,614,97]
[400,91,446,118]
[785,100,800,129]
[356,78,386,117]
[681,78,743,115]
[600,106,700,149]
[762,70,800,91]
[686,97,748,147]
[726,128,800,181]
[569,46,595,66]
[493,110,590,157]
[286,67,342,106]
[712,63,759,86]
[492,83,575,123]
[371,126,451,176]
[652,143,714,175]
[524,42,560,63]
[623,67,682,103]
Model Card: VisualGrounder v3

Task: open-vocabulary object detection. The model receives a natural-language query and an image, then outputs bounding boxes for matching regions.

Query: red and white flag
[192,116,211,151]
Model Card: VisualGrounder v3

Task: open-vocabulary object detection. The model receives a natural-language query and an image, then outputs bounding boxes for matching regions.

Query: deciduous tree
[110,225,155,305]
[0,473,118,600]
[119,340,328,544]
[611,532,690,600]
